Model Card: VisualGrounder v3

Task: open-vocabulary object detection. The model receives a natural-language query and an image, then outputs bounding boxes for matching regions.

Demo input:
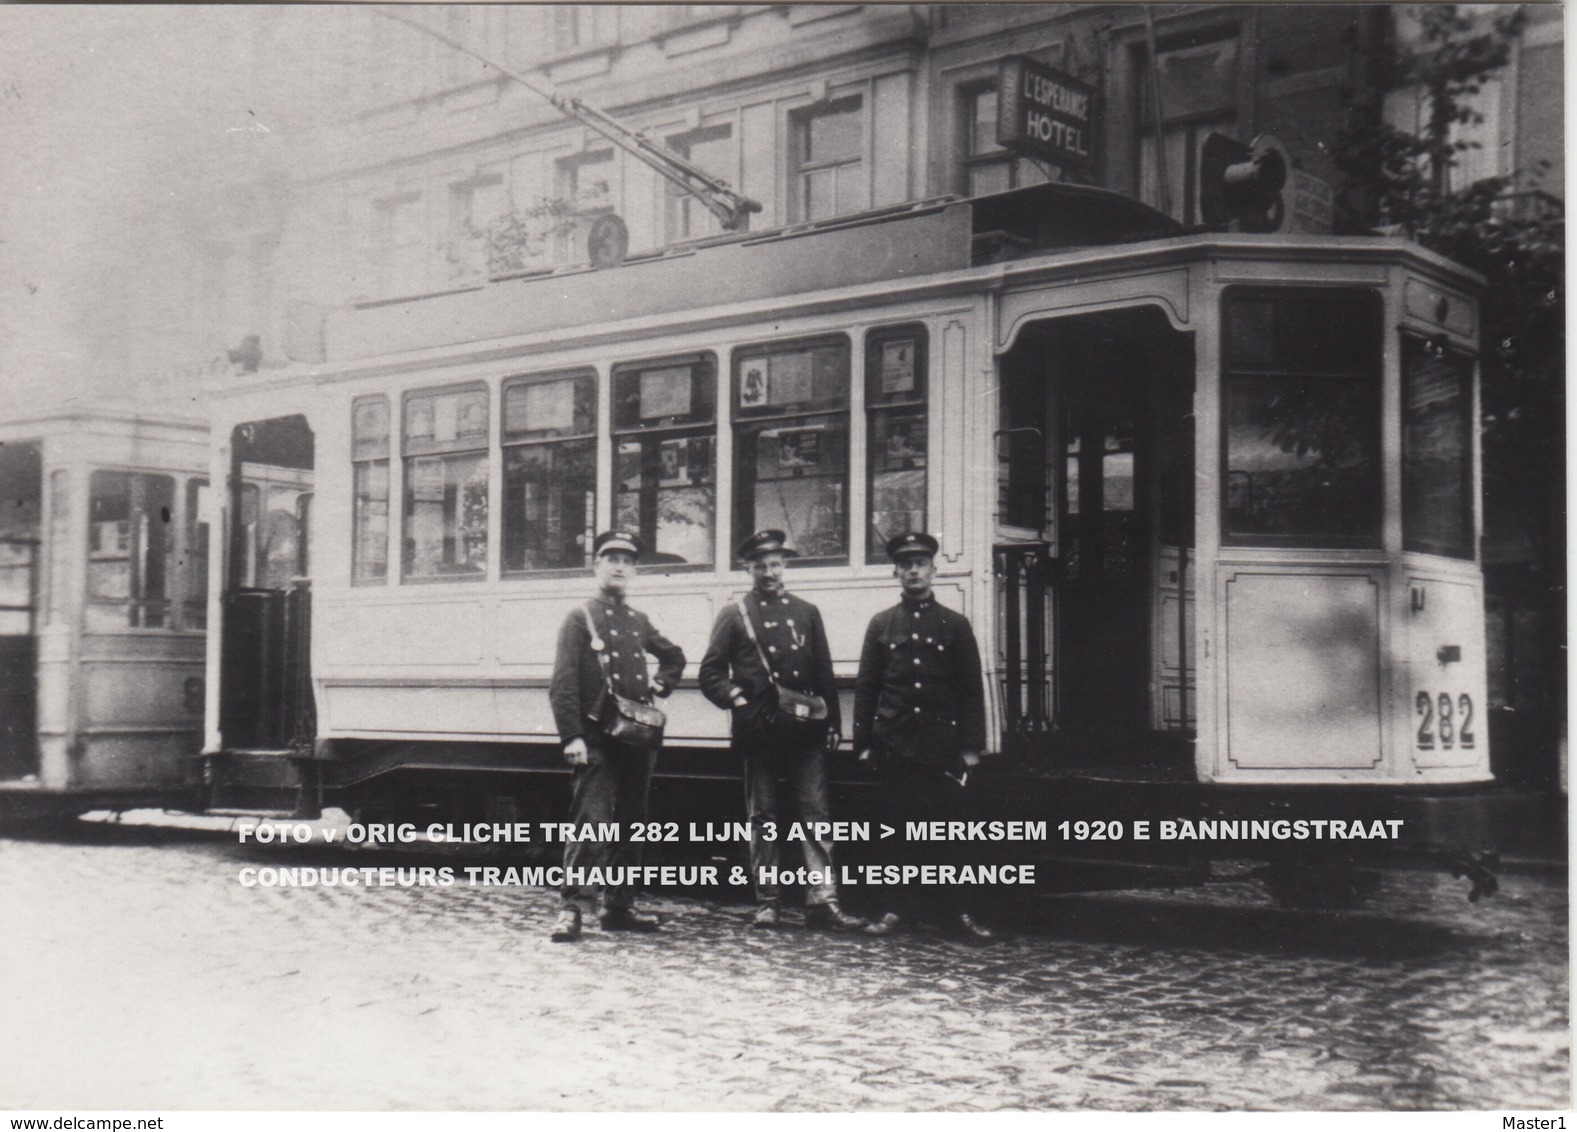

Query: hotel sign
[997,56,1097,174]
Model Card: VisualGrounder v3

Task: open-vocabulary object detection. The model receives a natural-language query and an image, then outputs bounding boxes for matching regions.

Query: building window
[375,190,426,297]
[1221,288,1382,547]
[866,325,928,563]
[447,173,506,282]
[1402,335,1475,558]
[613,354,717,567]
[551,6,618,54]
[502,370,598,573]
[362,9,425,108]
[959,86,1051,197]
[86,471,175,631]
[733,336,851,563]
[1135,26,1240,222]
[352,396,390,584]
[1384,77,1507,192]
[554,150,616,263]
[666,126,733,242]
[792,97,865,222]
[402,385,489,580]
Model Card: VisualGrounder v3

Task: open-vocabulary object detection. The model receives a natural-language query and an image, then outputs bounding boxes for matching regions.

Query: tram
[199,182,1502,900]
[0,409,210,822]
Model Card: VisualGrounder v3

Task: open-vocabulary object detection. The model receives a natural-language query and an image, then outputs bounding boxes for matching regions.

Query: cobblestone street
[0,815,1567,1112]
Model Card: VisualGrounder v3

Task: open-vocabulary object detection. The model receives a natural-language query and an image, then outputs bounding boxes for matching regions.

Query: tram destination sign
[997,56,1097,174]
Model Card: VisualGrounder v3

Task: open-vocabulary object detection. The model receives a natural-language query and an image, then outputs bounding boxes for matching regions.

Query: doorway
[220,416,315,751]
[998,307,1194,761]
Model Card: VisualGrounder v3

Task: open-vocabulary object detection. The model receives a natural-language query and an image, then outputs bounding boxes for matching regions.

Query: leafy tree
[1333,4,1564,776]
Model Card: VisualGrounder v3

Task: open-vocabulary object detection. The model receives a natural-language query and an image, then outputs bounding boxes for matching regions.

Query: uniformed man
[854,531,993,941]
[699,530,865,931]
[547,530,686,942]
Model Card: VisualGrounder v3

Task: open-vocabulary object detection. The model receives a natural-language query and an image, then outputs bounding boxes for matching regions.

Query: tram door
[0,443,41,778]
[220,416,315,751]
[1000,308,1193,760]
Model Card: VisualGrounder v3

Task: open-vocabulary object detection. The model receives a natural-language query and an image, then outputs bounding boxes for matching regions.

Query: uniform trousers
[875,758,983,920]
[743,737,836,906]
[560,740,657,914]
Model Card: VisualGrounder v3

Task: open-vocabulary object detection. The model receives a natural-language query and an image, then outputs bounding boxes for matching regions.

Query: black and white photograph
[0,2,1566,1125]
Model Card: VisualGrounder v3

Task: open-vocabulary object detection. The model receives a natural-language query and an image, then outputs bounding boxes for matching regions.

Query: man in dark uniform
[699,530,865,931]
[547,530,686,942]
[854,531,993,941]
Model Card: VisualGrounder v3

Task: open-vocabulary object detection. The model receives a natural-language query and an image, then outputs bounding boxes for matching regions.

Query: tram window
[0,541,29,636]
[612,354,717,568]
[351,396,390,584]
[402,385,489,580]
[502,370,597,573]
[0,443,40,636]
[1063,421,1139,582]
[733,337,850,563]
[85,471,175,630]
[1222,289,1381,547]
[235,472,309,591]
[47,469,69,626]
[866,326,928,563]
[183,479,210,629]
[1402,336,1475,559]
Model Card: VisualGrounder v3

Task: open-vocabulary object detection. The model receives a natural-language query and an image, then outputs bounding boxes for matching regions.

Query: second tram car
[200,184,1501,900]
[0,409,210,822]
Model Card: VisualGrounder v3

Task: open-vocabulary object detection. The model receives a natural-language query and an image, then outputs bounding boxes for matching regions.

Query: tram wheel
[1260,863,1380,910]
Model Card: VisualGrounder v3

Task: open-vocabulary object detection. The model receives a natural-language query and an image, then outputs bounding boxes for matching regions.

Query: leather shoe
[804,901,866,932]
[549,908,582,943]
[601,906,662,932]
[751,902,782,929]
[954,911,995,944]
[863,912,900,937]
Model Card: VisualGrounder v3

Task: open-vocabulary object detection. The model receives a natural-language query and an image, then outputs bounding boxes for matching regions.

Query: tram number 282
[1416,692,1476,751]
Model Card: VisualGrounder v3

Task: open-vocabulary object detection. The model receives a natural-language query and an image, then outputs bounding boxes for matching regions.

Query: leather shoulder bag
[735,595,828,740]
[582,604,666,752]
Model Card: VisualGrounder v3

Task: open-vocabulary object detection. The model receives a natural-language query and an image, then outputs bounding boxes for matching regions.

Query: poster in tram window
[522,379,575,434]
[412,457,445,503]
[432,394,459,443]
[90,520,131,559]
[874,412,926,469]
[457,391,488,439]
[658,438,690,486]
[758,427,822,475]
[640,366,692,420]
[769,351,814,405]
[616,440,643,491]
[740,362,767,408]
[880,339,916,395]
[407,396,435,441]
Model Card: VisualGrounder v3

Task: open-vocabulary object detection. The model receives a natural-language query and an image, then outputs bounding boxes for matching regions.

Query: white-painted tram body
[201,187,1492,853]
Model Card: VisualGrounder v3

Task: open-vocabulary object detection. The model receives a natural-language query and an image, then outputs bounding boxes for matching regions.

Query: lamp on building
[1199,133,1292,234]
[227,334,263,374]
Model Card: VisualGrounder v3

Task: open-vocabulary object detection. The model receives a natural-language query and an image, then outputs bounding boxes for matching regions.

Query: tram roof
[240,182,1481,389]
[0,406,207,440]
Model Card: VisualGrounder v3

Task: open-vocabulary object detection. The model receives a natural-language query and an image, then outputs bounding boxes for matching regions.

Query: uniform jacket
[550,594,686,747]
[853,593,986,765]
[698,590,841,740]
